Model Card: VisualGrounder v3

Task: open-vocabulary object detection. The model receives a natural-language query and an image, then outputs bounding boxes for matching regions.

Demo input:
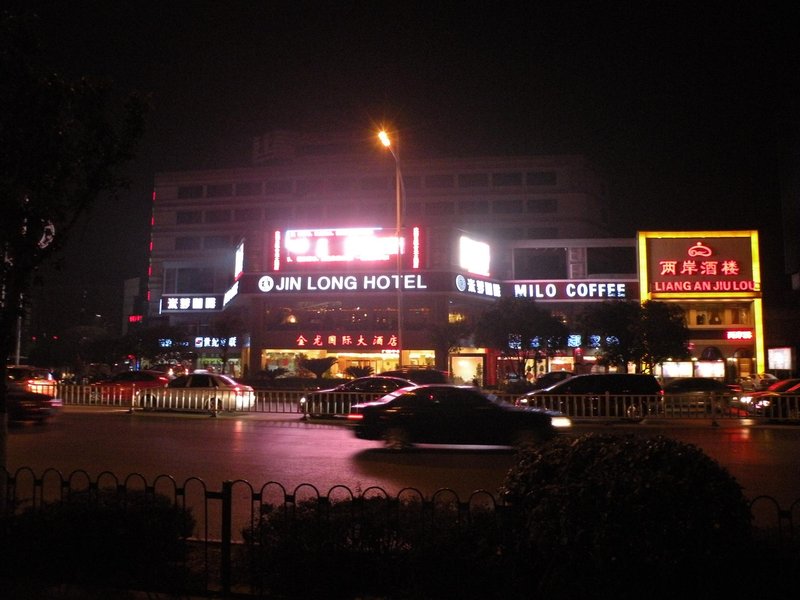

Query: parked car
[740,378,800,418]
[349,384,569,450]
[379,368,450,384]
[300,376,417,418]
[89,370,172,403]
[7,388,62,424]
[516,373,662,418]
[149,372,256,411]
[531,370,574,390]
[662,377,742,415]
[7,365,58,397]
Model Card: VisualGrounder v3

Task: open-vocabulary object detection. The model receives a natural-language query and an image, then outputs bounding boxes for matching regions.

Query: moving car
[349,384,569,450]
[146,372,256,411]
[7,388,62,424]
[89,370,172,404]
[7,365,58,397]
[516,373,662,418]
[740,378,800,418]
[662,377,741,415]
[379,368,450,384]
[300,376,417,418]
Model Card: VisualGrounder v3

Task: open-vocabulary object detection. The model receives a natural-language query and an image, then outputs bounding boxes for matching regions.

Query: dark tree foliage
[299,356,338,378]
[0,11,146,471]
[473,296,567,379]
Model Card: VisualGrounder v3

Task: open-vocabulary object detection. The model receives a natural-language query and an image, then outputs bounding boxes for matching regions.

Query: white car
[146,372,256,411]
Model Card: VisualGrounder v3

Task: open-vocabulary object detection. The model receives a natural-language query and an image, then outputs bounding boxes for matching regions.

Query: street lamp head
[378,130,392,148]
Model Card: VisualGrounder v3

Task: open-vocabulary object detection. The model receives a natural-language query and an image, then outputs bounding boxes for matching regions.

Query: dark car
[89,370,172,404]
[662,377,741,415]
[7,365,58,397]
[531,370,574,390]
[300,376,417,418]
[517,373,662,418]
[7,388,62,424]
[349,384,569,450]
[379,368,450,384]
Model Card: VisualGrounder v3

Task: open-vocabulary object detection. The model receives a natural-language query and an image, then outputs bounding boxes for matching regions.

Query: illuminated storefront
[638,230,764,381]
[224,227,499,384]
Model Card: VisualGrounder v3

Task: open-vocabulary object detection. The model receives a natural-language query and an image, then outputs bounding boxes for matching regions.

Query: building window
[527,198,558,213]
[492,199,523,214]
[234,208,262,222]
[458,173,489,187]
[177,185,203,199]
[205,209,231,223]
[235,181,262,196]
[406,202,424,216]
[265,180,293,194]
[586,246,636,275]
[327,203,357,217]
[206,183,233,197]
[426,201,455,215]
[204,235,230,249]
[362,202,392,216]
[294,204,322,219]
[175,237,201,251]
[492,172,523,187]
[527,171,557,185]
[425,174,454,188]
[459,199,489,214]
[514,248,568,279]
[403,175,421,189]
[360,176,389,190]
[176,210,202,225]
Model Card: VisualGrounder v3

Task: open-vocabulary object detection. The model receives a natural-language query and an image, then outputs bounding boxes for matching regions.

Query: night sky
[18,1,800,332]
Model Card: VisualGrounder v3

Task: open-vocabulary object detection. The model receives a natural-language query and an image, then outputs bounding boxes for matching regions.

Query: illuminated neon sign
[459,235,491,277]
[726,330,753,340]
[160,295,223,313]
[511,280,635,300]
[272,227,422,271]
[294,332,398,350]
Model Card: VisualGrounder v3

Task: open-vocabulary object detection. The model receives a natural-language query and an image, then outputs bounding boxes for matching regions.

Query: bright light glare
[552,416,572,429]
[378,130,391,147]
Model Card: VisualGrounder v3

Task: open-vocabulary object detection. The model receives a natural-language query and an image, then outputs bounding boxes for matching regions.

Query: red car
[89,370,171,404]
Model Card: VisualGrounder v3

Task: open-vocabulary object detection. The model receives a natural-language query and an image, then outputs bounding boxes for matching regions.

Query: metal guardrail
[55,384,800,422]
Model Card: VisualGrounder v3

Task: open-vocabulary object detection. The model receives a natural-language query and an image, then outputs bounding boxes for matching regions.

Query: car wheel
[383,427,411,450]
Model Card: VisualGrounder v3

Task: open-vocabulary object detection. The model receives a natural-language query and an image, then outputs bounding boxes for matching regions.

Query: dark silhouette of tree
[209,312,246,374]
[578,300,690,373]
[345,365,374,378]
[299,356,338,379]
[0,11,146,478]
[473,297,567,380]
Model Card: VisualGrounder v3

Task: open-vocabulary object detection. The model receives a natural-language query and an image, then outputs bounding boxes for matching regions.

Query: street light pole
[379,129,404,368]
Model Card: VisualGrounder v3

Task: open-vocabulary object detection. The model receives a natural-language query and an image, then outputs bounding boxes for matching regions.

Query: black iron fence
[2,466,799,597]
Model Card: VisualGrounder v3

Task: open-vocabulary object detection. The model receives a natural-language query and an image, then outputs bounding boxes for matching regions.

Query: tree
[0,11,146,477]
[634,300,691,373]
[209,311,246,375]
[473,297,567,380]
[579,300,690,374]
[299,356,338,379]
[577,300,642,372]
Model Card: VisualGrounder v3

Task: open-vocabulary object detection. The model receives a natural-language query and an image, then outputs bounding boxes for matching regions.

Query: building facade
[146,131,611,380]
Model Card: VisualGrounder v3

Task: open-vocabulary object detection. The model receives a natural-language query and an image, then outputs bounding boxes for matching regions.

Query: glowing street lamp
[378,129,404,367]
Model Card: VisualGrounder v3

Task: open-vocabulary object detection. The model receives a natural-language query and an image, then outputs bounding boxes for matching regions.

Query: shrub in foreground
[0,489,195,594]
[500,433,753,600]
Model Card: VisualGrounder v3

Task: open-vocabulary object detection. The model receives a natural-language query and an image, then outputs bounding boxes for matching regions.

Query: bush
[500,433,753,600]
[0,489,195,593]
[243,496,509,600]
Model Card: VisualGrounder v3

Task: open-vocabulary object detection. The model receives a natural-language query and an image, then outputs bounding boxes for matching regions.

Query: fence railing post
[221,479,233,595]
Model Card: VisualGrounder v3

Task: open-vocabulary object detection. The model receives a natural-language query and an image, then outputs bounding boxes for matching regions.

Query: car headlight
[299,396,307,405]
[551,416,572,429]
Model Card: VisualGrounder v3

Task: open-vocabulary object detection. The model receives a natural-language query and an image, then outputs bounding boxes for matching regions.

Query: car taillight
[346,414,364,421]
